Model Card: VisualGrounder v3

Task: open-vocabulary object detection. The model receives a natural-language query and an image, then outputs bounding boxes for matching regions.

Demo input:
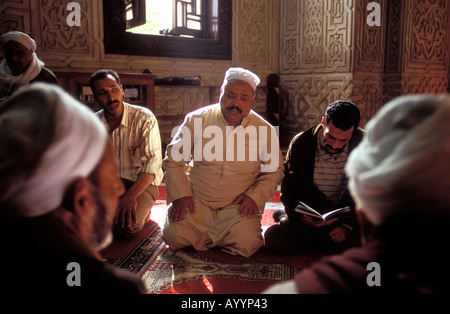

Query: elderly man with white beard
[0,83,145,293]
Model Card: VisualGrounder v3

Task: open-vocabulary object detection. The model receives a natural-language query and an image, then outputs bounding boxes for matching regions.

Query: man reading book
[265,94,450,294]
[265,100,364,254]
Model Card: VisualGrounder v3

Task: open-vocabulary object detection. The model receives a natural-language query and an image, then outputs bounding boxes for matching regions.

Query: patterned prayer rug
[102,185,325,294]
[103,199,307,294]
[108,223,300,294]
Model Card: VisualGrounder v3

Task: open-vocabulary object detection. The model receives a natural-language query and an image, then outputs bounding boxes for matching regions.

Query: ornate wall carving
[1,0,280,147]
[401,0,449,94]
[280,0,354,143]
[233,0,279,73]
[37,0,91,54]
[2,0,450,147]
[280,0,450,144]
[0,0,31,36]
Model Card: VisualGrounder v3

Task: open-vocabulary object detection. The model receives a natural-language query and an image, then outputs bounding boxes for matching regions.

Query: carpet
[101,186,325,294]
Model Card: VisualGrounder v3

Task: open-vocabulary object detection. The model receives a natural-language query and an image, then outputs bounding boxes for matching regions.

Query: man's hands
[301,215,348,243]
[115,192,138,230]
[233,194,261,218]
[169,196,195,222]
[168,194,261,223]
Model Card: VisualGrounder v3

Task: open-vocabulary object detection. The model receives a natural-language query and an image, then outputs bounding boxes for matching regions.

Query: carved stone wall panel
[403,0,449,73]
[281,74,353,141]
[0,0,31,40]
[323,0,353,72]
[385,0,403,74]
[351,73,385,125]
[155,86,215,117]
[280,0,301,73]
[301,0,325,68]
[280,0,355,144]
[402,75,448,94]
[233,0,279,74]
[281,0,353,74]
[383,72,402,104]
[354,0,387,73]
[37,0,92,55]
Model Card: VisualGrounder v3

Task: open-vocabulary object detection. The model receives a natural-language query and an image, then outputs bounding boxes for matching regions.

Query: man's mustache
[107,100,120,106]
[226,105,242,113]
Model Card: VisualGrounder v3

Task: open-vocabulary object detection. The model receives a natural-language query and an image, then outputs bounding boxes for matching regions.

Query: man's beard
[325,144,345,155]
[91,198,114,250]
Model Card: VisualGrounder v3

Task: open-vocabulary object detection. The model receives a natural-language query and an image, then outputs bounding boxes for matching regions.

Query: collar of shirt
[119,102,130,129]
[100,102,130,132]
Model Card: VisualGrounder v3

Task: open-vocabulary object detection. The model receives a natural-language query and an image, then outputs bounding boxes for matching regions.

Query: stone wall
[279,0,450,145]
[0,0,280,146]
[2,0,449,148]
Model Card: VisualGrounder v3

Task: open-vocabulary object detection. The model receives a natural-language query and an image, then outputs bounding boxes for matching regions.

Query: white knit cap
[346,94,450,226]
[223,67,261,92]
[0,83,108,218]
[1,31,37,52]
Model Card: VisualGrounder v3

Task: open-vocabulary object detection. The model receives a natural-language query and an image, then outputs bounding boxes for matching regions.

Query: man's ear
[321,117,326,127]
[72,178,96,217]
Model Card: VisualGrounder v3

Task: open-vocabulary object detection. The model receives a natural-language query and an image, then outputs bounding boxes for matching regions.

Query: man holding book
[265,100,364,254]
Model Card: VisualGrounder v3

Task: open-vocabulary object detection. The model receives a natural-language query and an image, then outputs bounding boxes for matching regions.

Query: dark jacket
[295,213,450,294]
[31,67,58,85]
[1,213,145,294]
[280,124,364,224]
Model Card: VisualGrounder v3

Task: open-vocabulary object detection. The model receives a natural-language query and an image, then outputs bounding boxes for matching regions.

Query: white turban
[346,94,450,226]
[222,67,261,92]
[0,31,37,52]
[0,32,44,99]
[0,83,108,218]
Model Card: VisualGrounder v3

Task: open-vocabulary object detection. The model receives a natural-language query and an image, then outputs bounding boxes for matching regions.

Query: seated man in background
[0,31,58,101]
[90,69,163,238]
[265,100,364,254]
[0,84,145,293]
[265,94,450,294]
[162,67,284,257]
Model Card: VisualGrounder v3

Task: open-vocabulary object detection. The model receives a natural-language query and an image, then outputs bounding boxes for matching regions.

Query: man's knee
[161,222,187,250]
[264,223,298,254]
[264,224,284,251]
[223,218,263,257]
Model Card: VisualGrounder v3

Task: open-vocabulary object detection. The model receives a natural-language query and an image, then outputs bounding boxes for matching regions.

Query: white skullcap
[223,67,261,92]
[346,94,450,226]
[1,31,37,52]
[0,83,108,218]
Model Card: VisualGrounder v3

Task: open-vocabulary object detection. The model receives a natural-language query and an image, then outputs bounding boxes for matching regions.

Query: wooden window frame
[104,0,232,60]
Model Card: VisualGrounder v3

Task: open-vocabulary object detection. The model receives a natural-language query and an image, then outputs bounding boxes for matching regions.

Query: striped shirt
[96,103,163,186]
[313,131,349,204]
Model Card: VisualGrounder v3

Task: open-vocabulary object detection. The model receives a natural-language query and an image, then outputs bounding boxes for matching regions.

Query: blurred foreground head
[346,95,450,226]
[0,83,109,217]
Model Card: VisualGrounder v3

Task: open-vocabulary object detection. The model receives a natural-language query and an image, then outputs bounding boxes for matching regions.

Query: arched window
[104,0,232,60]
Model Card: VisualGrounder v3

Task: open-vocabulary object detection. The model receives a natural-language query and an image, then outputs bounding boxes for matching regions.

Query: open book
[295,201,351,222]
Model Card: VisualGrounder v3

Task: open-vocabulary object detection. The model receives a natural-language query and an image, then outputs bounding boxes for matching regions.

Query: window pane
[127,0,173,35]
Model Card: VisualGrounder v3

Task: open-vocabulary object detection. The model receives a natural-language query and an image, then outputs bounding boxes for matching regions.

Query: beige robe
[162,104,284,257]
